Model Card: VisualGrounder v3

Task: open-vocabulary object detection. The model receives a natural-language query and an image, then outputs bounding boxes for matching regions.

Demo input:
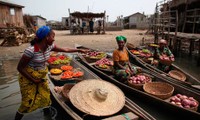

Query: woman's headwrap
[116,36,127,43]
[159,39,167,45]
[36,26,51,40]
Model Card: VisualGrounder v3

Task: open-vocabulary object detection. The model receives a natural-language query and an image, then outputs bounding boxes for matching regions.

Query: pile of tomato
[60,65,84,79]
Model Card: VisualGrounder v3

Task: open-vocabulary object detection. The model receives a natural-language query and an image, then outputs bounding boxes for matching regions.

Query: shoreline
[0,29,153,59]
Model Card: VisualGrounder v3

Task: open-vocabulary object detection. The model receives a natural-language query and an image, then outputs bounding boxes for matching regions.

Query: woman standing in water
[15,26,86,120]
[112,35,141,82]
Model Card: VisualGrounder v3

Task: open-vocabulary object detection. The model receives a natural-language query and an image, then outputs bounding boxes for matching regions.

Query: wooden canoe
[48,58,156,120]
[126,43,200,91]
[75,44,200,119]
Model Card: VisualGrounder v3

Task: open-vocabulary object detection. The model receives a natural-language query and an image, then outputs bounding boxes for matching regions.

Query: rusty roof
[70,12,105,18]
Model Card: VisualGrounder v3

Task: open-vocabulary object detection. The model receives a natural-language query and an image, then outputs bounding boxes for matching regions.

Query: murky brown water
[0,54,199,120]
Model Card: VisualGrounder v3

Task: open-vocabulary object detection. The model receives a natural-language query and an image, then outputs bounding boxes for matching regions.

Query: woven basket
[127,73,152,90]
[83,53,107,63]
[168,70,186,81]
[48,64,62,69]
[143,82,174,100]
[48,62,70,69]
[61,84,74,100]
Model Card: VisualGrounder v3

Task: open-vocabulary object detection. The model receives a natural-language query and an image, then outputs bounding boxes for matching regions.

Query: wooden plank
[102,112,139,120]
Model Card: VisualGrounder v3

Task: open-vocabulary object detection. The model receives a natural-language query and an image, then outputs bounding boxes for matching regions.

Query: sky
[6,0,159,22]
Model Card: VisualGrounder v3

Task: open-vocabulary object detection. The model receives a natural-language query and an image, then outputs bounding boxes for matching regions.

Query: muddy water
[0,58,70,120]
[174,53,200,80]
[0,55,199,120]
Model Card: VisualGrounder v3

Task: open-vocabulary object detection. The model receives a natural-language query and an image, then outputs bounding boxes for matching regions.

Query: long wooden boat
[75,44,200,119]
[48,58,156,120]
[126,43,200,91]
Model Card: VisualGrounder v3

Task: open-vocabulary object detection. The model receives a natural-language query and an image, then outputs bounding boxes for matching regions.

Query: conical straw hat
[69,79,125,116]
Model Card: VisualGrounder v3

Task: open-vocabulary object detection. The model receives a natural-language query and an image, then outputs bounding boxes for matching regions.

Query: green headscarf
[116,36,127,43]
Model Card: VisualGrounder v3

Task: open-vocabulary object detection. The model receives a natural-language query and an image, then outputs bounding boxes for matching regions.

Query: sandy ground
[0,29,154,58]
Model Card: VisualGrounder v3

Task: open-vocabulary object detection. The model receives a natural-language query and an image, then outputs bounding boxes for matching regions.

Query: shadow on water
[0,53,199,120]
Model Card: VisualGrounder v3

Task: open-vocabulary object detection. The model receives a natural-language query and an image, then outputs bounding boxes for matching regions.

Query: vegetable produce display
[48,55,71,65]
[86,51,107,59]
[159,54,173,66]
[61,65,73,71]
[130,50,140,55]
[95,58,113,69]
[60,66,84,80]
[131,49,152,58]
[169,94,199,110]
[50,68,63,75]
[128,74,151,84]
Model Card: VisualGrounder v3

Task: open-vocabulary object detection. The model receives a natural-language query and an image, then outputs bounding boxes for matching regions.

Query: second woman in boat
[112,35,141,82]
[155,39,175,72]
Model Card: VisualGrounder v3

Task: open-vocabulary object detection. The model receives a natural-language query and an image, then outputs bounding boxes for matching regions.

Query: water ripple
[1,91,20,100]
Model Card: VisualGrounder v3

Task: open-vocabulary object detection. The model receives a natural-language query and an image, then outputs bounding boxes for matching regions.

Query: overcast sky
[6,0,159,22]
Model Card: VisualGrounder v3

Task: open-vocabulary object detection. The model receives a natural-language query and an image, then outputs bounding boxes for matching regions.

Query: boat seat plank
[102,112,139,120]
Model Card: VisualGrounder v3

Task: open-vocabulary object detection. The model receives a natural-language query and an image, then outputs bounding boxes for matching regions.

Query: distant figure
[71,19,77,34]
[89,19,94,33]
[81,20,86,34]
[33,21,38,32]
[97,20,102,34]
[155,39,175,72]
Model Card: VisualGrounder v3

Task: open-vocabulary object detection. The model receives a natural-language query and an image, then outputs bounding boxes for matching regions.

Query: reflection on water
[0,59,21,120]
[0,54,199,120]
[0,58,71,120]
[174,53,200,80]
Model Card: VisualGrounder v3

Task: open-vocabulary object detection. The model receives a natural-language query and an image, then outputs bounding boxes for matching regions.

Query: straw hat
[69,79,125,116]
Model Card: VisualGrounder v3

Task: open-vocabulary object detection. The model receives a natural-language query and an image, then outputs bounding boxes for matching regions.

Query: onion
[175,102,182,105]
[184,105,190,108]
[190,101,198,107]
[170,97,176,102]
[180,95,188,100]
[171,101,176,104]
[182,99,191,106]
[188,97,195,101]
[176,94,182,98]
[174,97,181,102]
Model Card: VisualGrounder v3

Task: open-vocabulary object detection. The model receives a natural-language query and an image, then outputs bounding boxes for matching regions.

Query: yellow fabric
[18,66,51,113]
[113,49,129,62]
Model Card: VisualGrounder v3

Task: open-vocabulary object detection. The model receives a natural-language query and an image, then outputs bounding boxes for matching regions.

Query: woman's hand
[136,67,142,72]
[170,56,175,62]
[78,49,89,53]
[126,68,134,76]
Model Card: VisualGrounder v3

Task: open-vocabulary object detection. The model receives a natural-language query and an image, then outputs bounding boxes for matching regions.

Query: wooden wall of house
[167,0,200,33]
[0,4,24,28]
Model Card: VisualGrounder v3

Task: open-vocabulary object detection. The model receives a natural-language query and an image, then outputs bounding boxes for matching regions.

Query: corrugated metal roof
[70,12,105,18]
[0,1,24,8]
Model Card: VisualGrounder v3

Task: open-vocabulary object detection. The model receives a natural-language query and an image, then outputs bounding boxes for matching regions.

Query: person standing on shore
[14,26,86,120]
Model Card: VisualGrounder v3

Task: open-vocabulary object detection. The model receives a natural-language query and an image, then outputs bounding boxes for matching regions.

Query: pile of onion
[129,74,151,84]
[170,94,199,109]
[95,58,113,66]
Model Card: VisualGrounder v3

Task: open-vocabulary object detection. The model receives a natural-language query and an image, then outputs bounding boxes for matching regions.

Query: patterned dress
[18,44,55,114]
[155,47,174,72]
[113,49,138,81]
